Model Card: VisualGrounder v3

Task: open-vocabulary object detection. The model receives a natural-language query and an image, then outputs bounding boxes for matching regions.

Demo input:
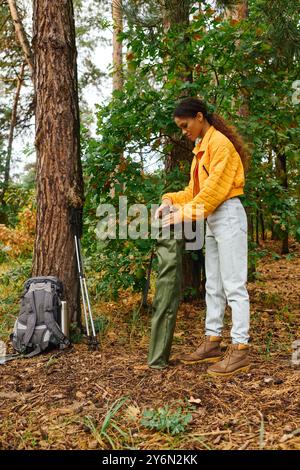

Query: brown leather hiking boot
[207,343,250,377]
[179,336,222,364]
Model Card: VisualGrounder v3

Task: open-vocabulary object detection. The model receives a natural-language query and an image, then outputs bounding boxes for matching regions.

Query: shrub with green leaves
[141,402,194,435]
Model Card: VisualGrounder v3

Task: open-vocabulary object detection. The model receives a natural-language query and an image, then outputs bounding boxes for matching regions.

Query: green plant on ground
[285,253,296,261]
[256,330,273,359]
[271,252,281,261]
[81,396,129,449]
[20,430,38,448]
[93,315,109,336]
[127,302,149,344]
[141,401,194,436]
[259,292,282,307]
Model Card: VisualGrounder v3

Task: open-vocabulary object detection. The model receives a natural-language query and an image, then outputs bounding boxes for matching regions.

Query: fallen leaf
[125,405,140,422]
[133,365,148,371]
[280,429,300,443]
[53,394,64,400]
[213,435,222,445]
[188,396,202,405]
[88,440,98,449]
[39,440,49,449]
[263,377,274,384]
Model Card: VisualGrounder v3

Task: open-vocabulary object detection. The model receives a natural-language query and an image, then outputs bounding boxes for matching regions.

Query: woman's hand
[155,198,172,220]
[161,206,183,227]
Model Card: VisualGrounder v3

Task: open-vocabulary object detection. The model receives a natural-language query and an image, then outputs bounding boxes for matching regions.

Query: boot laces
[223,344,235,362]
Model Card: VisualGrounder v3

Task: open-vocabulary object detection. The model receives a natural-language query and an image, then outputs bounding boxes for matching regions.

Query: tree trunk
[110,0,124,199]
[276,153,289,254]
[230,1,249,118]
[271,220,280,241]
[7,0,34,75]
[163,0,205,300]
[163,0,190,30]
[0,61,25,207]
[32,0,84,324]
[229,0,248,20]
[260,209,265,241]
[112,0,123,91]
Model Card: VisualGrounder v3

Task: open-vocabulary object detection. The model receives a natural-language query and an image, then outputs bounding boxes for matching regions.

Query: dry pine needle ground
[0,240,299,450]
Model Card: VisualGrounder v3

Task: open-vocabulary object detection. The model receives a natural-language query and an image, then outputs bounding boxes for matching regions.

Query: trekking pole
[74,234,98,350]
[74,235,90,337]
[70,207,99,350]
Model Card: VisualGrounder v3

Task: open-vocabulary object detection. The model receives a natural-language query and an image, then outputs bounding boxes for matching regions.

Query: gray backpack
[12,276,70,357]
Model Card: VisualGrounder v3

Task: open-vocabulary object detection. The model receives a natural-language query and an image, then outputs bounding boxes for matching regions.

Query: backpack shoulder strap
[24,345,43,358]
[21,290,38,349]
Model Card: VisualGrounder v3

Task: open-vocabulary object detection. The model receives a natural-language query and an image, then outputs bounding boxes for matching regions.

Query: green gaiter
[148,224,184,369]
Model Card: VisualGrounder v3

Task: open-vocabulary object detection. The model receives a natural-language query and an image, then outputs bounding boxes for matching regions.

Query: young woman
[154,97,251,377]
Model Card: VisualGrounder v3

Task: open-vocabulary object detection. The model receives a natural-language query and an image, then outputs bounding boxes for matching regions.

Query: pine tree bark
[32,0,84,324]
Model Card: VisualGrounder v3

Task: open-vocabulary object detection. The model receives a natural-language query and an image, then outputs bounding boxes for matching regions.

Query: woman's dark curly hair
[174,97,250,173]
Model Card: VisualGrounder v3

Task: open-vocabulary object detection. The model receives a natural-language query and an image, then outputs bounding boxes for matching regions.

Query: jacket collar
[192,125,216,155]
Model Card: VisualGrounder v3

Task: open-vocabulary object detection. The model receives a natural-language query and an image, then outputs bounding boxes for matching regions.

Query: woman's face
[174,112,204,142]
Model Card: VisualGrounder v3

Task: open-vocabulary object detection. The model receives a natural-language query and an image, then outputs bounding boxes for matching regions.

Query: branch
[7,0,34,77]
[0,14,10,33]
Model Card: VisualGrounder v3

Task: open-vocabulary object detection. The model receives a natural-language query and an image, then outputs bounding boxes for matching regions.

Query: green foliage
[0,258,32,288]
[0,185,35,226]
[82,238,155,300]
[82,0,300,299]
[141,401,194,435]
[0,257,32,340]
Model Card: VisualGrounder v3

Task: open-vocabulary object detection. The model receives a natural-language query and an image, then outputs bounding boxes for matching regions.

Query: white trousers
[205,197,250,344]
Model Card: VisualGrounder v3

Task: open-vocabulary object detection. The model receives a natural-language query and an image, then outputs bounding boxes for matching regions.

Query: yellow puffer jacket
[162,126,245,221]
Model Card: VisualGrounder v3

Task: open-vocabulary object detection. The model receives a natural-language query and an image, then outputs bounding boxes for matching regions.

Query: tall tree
[163,0,205,299]
[163,0,192,172]
[112,0,123,91]
[32,0,84,323]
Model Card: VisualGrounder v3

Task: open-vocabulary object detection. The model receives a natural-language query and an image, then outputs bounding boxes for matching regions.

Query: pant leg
[207,198,250,344]
[205,221,227,337]
[148,228,183,368]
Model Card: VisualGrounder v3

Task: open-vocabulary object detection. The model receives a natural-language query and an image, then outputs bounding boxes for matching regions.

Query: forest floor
[0,240,299,450]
